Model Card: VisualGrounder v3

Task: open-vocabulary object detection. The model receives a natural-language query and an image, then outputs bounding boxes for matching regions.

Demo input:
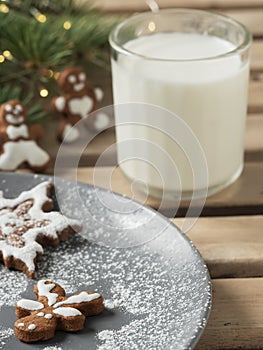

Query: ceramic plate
[0,172,211,350]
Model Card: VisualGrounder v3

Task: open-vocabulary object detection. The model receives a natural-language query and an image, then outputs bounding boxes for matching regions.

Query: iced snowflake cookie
[53,67,110,143]
[14,280,104,343]
[0,182,81,278]
[0,100,50,171]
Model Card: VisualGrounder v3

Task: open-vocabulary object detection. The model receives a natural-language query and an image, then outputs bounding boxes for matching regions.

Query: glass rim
[109,8,252,62]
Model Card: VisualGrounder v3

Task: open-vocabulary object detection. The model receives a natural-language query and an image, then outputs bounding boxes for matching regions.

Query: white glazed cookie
[53,67,110,143]
[0,182,81,278]
[0,100,50,171]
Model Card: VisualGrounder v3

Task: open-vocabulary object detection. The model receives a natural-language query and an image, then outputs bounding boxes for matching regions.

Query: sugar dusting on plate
[0,175,211,349]
[0,271,28,308]
[0,327,14,347]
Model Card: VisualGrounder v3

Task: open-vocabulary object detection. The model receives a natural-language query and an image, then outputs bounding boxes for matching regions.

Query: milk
[112,33,249,197]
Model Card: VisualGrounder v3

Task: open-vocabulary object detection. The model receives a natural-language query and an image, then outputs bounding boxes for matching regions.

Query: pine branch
[2,0,84,15]
[0,0,120,123]
[0,12,72,69]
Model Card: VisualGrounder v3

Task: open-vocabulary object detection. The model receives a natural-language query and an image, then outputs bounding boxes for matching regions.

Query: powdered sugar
[0,271,28,308]
[0,327,14,347]
[0,175,211,349]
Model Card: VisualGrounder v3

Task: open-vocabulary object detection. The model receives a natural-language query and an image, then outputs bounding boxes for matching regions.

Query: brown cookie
[0,100,50,171]
[14,280,104,343]
[0,182,81,278]
[53,67,110,143]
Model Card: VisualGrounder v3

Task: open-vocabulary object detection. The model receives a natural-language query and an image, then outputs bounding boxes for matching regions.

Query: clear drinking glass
[109,9,252,200]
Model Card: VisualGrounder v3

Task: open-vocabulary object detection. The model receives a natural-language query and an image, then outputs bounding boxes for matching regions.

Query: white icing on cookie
[68,96,93,118]
[94,87,104,102]
[17,323,25,327]
[79,72,86,81]
[17,299,44,310]
[53,307,82,317]
[73,82,85,92]
[55,96,66,112]
[28,324,36,330]
[5,115,24,125]
[36,312,44,317]
[53,292,100,308]
[62,124,80,143]
[16,104,23,112]
[94,113,110,131]
[68,75,76,84]
[0,140,49,170]
[4,104,12,112]
[44,313,53,319]
[37,280,58,306]
[0,182,80,273]
[6,124,29,140]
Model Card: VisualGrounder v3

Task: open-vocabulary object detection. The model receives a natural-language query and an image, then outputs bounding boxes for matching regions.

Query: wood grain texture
[245,115,263,161]
[93,0,263,11]
[94,1,263,38]
[248,80,263,113]
[174,216,263,278]
[196,278,263,349]
[222,9,263,37]
[76,163,263,216]
[251,40,263,71]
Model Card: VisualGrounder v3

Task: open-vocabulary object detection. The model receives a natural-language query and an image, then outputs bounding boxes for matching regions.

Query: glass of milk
[109,9,251,200]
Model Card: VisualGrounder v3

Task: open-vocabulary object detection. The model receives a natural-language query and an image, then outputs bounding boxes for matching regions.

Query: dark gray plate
[0,173,211,350]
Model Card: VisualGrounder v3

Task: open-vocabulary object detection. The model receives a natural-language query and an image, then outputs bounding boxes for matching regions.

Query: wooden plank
[94,2,263,38]
[245,115,263,160]
[29,111,263,170]
[251,40,263,71]
[223,9,263,37]
[248,80,263,113]
[174,216,263,278]
[93,0,263,11]
[40,125,116,166]
[39,114,263,166]
[196,278,263,349]
[76,162,263,216]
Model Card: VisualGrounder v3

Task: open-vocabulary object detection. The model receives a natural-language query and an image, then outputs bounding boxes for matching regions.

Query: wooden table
[26,1,263,348]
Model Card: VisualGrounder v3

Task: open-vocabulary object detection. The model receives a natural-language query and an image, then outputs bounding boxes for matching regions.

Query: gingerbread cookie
[0,182,81,278]
[53,67,110,143]
[0,100,50,171]
[14,279,104,343]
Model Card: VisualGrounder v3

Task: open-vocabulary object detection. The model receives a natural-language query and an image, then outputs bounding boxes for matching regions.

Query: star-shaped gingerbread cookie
[0,182,81,278]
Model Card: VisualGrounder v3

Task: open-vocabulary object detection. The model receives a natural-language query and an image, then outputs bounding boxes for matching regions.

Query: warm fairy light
[63,21,72,30]
[0,4,9,13]
[148,21,156,32]
[36,13,47,23]
[47,69,54,78]
[54,72,60,80]
[3,50,13,60]
[40,88,49,97]
[0,55,5,63]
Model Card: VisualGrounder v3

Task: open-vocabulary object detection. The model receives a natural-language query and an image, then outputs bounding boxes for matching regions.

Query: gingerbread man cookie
[0,100,50,171]
[53,67,110,143]
[14,280,104,343]
[0,182,81,278]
